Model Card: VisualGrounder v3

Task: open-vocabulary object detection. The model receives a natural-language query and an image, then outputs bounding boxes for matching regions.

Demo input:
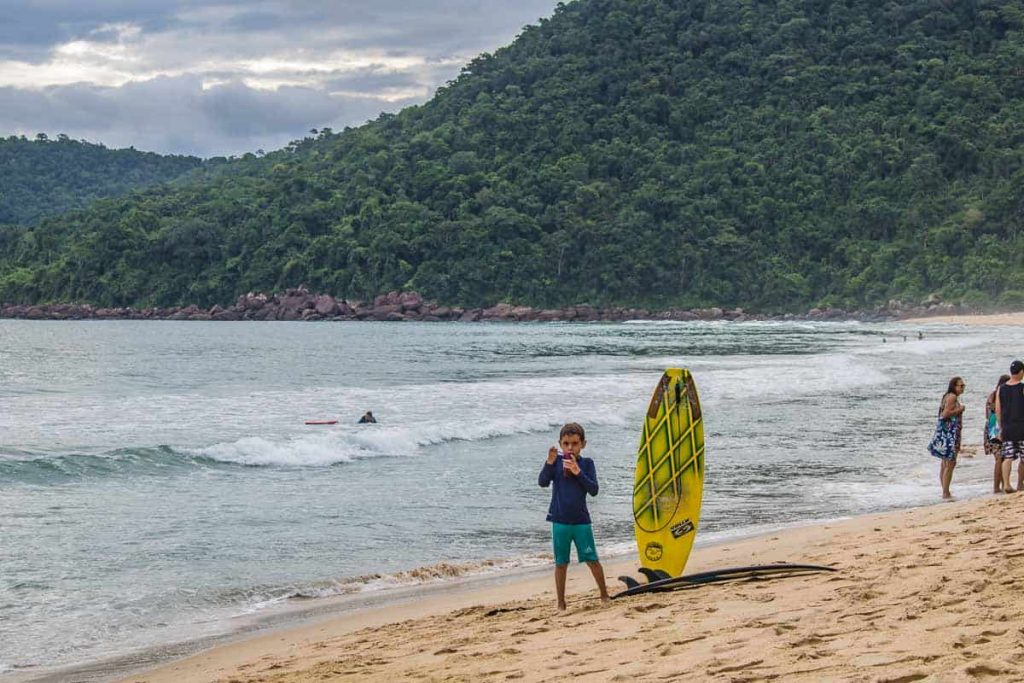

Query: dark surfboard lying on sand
[614,563,837,598]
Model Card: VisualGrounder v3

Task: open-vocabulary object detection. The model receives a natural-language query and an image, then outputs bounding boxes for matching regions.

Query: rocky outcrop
[0,287,979,323]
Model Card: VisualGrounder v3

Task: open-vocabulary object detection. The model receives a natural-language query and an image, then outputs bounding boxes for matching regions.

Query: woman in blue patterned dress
[929,377,965,500]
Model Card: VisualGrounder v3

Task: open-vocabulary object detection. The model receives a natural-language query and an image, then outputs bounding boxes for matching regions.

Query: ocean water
[0,319,1015,677]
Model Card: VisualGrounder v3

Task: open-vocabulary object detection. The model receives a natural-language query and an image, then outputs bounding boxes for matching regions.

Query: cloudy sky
[0,0,557,157]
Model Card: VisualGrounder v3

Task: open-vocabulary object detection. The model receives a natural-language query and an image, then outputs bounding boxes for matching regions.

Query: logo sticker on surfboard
[644,542,664,562]
[671,519,695,538]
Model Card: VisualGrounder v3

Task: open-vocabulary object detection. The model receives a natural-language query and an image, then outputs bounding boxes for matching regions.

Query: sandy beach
[121,493,1024,683]
[902,312,1024,327]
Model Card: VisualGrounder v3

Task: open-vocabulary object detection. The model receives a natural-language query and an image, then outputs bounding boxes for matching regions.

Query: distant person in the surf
[358,411,377,424]
[538,422,609,611]
[996,361,1024,492]
[986,374,1012,493]
[928,376,965,499]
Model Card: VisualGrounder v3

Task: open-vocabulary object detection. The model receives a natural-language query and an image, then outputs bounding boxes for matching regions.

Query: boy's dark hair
[559,422,586,442]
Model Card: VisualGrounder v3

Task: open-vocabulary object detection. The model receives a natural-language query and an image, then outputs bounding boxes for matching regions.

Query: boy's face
[559,433,585,456]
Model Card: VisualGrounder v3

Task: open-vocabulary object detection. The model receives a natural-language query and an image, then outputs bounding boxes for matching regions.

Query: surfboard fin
[637,567,662,583]
[618,576,641,590]
[637,567,673,583]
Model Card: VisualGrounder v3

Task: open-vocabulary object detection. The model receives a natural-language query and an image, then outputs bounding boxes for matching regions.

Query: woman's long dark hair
[947,376,963,395]
[990,374,1012,403]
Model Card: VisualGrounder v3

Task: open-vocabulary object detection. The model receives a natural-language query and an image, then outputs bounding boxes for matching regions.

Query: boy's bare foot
[600,596,611,605]
[557,602,566,611]
[1004,487,1017,493]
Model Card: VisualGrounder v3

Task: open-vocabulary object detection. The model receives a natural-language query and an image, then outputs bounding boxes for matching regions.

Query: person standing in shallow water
[928,376,965,499]
[986,374,1012,493]
[996,361,1024,492]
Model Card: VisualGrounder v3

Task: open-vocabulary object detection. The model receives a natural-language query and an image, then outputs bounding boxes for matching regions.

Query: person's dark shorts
[1001,441,1024,460]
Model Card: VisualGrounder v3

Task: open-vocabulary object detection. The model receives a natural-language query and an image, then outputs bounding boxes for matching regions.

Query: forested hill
[0,136,202,226]
[2,0,1024,311]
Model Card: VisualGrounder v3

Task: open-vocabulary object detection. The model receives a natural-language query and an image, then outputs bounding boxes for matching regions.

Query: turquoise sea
[0,319,1013,679]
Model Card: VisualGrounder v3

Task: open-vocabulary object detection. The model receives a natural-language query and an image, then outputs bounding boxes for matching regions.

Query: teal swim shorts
[552,522,599,565]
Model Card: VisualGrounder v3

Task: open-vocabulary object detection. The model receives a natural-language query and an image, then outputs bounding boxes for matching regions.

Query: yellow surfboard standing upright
[633,369,705,578]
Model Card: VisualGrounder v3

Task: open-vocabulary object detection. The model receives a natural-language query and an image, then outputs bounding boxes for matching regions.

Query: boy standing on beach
[538,423,610,610]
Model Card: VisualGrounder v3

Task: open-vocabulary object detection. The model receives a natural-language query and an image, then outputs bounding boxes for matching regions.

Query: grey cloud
[0,1,184,56]
[323,68,423,93]
[282,1,557,54]
[223,10,287,32]
[0,77,400,157]
[0,1,557,56]
[0,0,559,155]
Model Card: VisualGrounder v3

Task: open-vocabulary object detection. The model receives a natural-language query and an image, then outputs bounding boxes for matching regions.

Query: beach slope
[125,494,1024,682]
[901,313,1024,326]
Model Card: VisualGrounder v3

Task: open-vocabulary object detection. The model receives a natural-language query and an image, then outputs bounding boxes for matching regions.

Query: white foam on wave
[189,377,637,467]
[630,352,889,406]
[193,347,888,471]
[814,476,992,510]
[241,555,553,613]
[191,434,379,467]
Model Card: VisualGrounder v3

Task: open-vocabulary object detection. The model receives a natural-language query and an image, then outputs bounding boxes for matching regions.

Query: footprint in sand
[632,602,667,613]
[708,659,764,674]
[965,664,1011,678]
[877,674,928,683]
[671,635,707,646]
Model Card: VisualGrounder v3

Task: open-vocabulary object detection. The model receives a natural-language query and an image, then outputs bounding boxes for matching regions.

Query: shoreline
[5,299,1021,327]
[11,560,570,683]
[91,493,1024,683]
[6,288,1008,325]
[11,523,803,683]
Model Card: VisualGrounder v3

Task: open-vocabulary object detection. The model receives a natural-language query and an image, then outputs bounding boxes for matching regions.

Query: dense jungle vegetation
[0,135,201,226]
[2,0,1024,311]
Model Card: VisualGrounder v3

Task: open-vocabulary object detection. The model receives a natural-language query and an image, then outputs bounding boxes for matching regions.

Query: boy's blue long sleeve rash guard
[538,457,599,524]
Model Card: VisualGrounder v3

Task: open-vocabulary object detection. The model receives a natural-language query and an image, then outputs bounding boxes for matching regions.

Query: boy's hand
[547,447,558,465]
[564,455,580,476]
